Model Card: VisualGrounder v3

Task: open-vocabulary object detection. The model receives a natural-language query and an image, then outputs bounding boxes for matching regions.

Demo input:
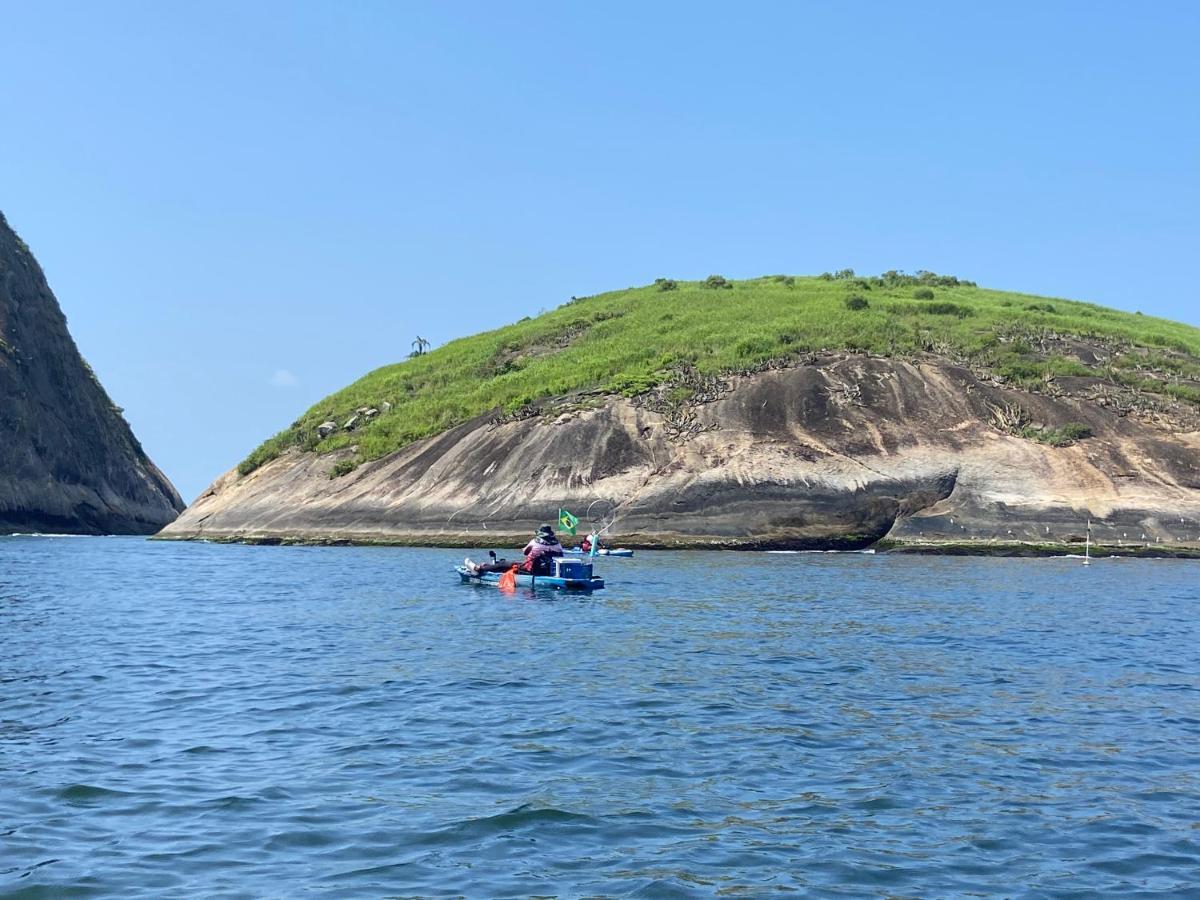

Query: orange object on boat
[498,564,519,591]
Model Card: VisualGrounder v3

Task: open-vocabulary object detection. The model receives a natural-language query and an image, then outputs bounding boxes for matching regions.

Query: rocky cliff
[159,353,1200,552]
[0,212,183,534]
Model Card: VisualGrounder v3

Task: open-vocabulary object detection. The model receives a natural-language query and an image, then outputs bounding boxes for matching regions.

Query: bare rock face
[0,212,184,534]
[159,356,1200,550]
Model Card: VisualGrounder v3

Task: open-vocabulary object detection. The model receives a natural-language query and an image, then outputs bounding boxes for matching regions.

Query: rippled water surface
[2,537,1199,897]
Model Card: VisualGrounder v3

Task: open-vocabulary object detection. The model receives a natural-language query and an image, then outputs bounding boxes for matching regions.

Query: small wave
[325,861,413,882]
[56,783,136,803]
[265,829,340,851]
[202,794,263,811]
[4,532,89,538]
[474,803,595,830]
[853,795,900,811]
[11,857,61,879]
[447,803,599,839]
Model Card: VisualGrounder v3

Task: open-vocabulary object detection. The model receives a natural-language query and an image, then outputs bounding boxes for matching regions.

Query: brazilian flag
[558,508,579,535]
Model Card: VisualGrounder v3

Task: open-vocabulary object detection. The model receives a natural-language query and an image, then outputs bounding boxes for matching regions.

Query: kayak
[568,548,634,558]
[455,564,605,593]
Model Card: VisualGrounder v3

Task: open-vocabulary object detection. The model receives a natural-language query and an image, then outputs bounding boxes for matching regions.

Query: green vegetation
[922,301,971,318]
[329,458,357,479]
[237,272,1200,476]
[1018,422,1094,447]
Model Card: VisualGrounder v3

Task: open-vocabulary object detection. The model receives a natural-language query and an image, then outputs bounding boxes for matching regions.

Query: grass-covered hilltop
[161,269,1200,554]
[241,270,1200,479]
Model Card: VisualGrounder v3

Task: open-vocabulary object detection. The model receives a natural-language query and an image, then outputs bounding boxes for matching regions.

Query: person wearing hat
[465,524,564,576]
[521,525,565,575]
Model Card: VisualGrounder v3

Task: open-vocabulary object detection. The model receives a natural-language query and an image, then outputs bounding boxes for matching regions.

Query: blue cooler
[553,558,593,579]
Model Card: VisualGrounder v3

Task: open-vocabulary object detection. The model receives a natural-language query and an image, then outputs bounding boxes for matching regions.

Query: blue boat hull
[455,565,605,592]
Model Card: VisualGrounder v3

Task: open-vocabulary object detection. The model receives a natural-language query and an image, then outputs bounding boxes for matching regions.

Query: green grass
[237,273,1200,476]
[1018,422,1094,447]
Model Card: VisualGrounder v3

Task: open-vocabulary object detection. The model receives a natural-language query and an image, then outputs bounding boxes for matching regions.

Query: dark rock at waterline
[0,212,183,534]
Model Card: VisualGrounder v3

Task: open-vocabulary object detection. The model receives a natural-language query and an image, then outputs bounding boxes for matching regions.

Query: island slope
[1,212,183,534]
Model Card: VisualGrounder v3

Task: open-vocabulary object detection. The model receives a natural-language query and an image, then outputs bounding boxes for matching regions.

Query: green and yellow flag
[558,508,579,535]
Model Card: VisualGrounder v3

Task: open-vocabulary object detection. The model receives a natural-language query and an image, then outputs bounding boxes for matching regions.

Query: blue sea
[2,536,1198,897]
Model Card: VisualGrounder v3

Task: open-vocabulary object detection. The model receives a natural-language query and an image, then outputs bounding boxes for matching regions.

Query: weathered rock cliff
[0,212,183,534]
[159,355,1200,551]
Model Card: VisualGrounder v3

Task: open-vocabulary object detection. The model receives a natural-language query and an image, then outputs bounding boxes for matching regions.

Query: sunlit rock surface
[160,356,1200,550]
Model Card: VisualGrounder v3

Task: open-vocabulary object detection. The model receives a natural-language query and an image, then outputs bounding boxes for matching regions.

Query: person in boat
[580,531,600,554]
[522,525,565,574]
[467,525,564,575]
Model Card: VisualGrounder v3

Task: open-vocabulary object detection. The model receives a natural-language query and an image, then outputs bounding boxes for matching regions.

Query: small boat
[568,547,634,558]
[456,556,605,593]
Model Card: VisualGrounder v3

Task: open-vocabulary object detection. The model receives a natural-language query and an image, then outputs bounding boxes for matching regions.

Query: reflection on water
[2,536,1198,896]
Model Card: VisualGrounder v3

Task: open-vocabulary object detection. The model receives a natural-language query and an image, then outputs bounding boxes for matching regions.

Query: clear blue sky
[2,1,1197,501]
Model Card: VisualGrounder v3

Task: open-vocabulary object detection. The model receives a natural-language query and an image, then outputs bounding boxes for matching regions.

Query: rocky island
[159,272,1200,554]
[0,212,183,534]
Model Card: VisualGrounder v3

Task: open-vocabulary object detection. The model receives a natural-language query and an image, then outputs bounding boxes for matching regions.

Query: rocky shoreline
[150,530,1200,559]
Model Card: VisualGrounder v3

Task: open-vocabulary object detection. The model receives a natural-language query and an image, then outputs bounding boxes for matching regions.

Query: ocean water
[2,537,1198,898]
